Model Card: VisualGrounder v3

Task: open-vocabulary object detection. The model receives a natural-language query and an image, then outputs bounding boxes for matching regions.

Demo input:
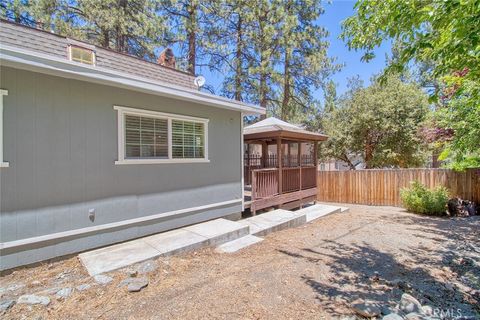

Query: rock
[421,305,433,316]
[444,283,454,291]
[0,299,15,311]
[55,288,73,299]
[93,274,113,285]
[127,269,138,278]
[118,278,135,288]
[41,287,62,295]
[382,313,404,320]
[127,277,149,292]
[5,283,25,292]
[75,284,92,291]
[391,279,409,290]
[381,305,396,315]
[352,302,381,318]
[405,312,428,320]
[17,294,50,306]
[399,293,423,314]
[136,260,157,274]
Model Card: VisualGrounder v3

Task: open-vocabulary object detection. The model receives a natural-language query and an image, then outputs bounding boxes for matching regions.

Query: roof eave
[244,129,328,141]
[0,45,265,115]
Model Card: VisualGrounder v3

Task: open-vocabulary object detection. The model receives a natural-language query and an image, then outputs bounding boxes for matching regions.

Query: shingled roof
[0,19,265,115]
[244,117,328,141]
[0,19,197,89]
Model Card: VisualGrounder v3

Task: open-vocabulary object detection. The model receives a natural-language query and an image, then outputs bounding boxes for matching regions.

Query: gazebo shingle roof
[244,117,328,141]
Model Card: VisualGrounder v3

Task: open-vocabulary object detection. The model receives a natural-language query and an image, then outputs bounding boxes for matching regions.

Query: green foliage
[400,181,449,215]
[0,0,170,60]
[341,0,480,170]
[1,0,338,120]
[320,74,430,169]
[435,80,480,170]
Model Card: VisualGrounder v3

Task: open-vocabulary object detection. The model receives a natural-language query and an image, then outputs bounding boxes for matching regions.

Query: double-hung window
[115,106,208,164]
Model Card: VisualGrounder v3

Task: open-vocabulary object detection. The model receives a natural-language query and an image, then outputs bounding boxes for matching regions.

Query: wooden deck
[244,166,317,214]
[243,120,324,214]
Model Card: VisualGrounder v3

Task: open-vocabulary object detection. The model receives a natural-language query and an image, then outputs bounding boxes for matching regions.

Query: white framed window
[67,39,96,66]
[0,89,8,168]
[114,106,209,164]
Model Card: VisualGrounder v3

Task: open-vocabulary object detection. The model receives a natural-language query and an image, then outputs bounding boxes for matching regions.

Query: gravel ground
[1,204,479,319]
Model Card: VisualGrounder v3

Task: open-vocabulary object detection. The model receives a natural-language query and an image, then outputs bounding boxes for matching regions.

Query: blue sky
[319,0,392,97]
[198,0,392,102]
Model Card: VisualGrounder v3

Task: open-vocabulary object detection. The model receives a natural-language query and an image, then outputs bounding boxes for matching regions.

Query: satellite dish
[194,76,206,88]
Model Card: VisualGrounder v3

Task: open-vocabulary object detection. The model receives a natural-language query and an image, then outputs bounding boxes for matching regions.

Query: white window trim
[67,41,96,66]
[0,89,8,168]
[114,105,209,165]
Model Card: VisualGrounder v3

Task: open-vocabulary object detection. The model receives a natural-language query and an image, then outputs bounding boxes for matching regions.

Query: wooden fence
[317,168,480,206]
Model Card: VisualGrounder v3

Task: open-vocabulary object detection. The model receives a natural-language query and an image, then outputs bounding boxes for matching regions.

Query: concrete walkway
[237,209,306,236]
[79,204,345,275]
[79,218,248,276]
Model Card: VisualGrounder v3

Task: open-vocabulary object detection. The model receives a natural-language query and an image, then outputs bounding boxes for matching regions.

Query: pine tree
[276,0,338,122]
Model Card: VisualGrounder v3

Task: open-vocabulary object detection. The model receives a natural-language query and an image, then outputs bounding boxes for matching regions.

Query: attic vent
[68,45,95,65]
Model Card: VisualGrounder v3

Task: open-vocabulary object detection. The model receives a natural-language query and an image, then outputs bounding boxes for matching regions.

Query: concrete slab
[79,239,159,276]
[143,229,207,256]
[239,209,306,237]
[296,204,343,222]
[216,235,264,253]
[184,218,249,245]
[79,218,249,276]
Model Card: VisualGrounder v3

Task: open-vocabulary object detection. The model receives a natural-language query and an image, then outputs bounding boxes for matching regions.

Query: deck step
[296,204,343,222]
[216,235,264,253]
[238,209,306,237]
[79,218,249,276]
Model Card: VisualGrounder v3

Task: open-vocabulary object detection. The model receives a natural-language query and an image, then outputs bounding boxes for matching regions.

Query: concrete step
[79,218,249,276]
[216,235,264,253]
[340,207,350,213]
[296,204,343,222]
[238,209,306,237]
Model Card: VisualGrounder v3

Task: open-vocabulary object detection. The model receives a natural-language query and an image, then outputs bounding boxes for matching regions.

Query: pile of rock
[447,198,478,217]
[352,294,441,319]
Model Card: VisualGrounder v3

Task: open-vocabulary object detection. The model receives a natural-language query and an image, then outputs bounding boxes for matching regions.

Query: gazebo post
[277,137,282,196]
[261,141,267,168]
[313,141,318,188]
[298,142,303,208]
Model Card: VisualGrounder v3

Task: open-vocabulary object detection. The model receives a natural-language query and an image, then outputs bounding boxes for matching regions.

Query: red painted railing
[251,165,317,201]
[251,168,279,199]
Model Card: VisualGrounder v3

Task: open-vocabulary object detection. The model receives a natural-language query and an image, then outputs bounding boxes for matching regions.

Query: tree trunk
[234,15,243,101]
[115,0,127,52]
[102,29,110,48]
[364,137,374,169]
[258,12,267,119]
[281,49,291,121]
[187,2,197,74]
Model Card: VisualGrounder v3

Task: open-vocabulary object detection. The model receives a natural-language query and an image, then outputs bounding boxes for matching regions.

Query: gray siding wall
[0,67,242,270]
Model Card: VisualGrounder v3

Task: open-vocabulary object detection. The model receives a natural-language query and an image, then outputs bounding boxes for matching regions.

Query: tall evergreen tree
[277,0,337,122]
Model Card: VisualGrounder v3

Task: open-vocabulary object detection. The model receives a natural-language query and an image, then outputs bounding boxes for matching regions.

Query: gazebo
[243,117,328,214]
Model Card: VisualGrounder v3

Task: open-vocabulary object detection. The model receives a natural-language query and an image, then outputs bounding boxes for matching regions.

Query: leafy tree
[435,80,480,170]
[341,0,480,169]
[320,74,429,169]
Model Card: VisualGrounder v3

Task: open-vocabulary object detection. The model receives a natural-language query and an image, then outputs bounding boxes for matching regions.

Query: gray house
[0,20,264,270]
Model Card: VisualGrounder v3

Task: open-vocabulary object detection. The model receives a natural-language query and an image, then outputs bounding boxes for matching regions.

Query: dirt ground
[1,204,479,319]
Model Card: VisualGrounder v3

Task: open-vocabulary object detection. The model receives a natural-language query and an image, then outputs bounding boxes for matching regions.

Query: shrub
[400,181,449,215]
